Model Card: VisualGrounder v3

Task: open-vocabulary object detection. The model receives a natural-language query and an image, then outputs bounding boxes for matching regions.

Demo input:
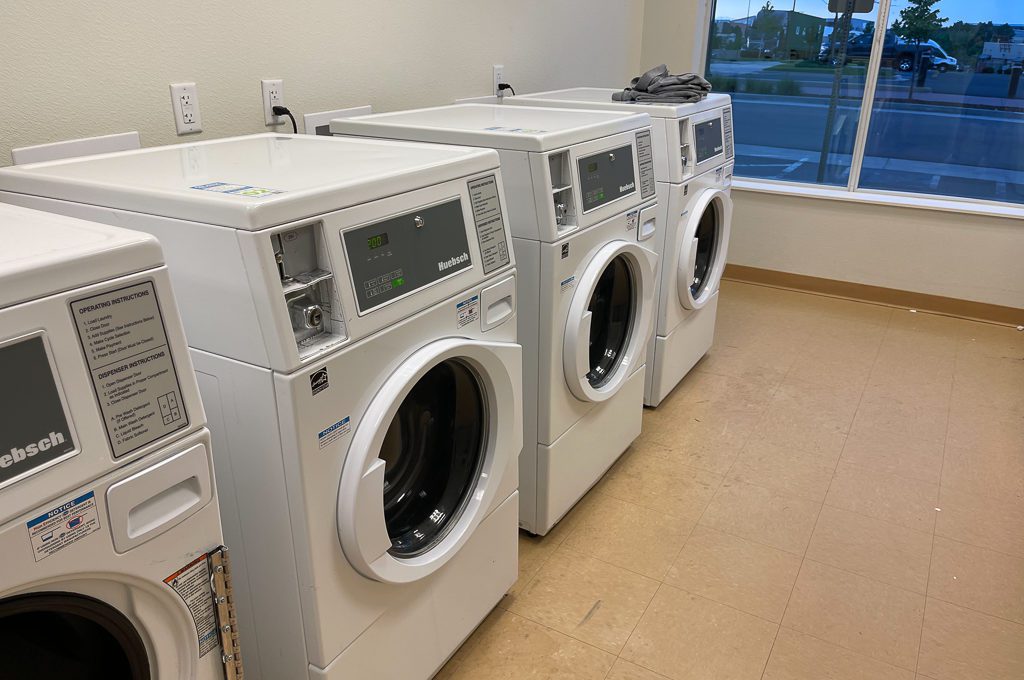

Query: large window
[707,0,1023,204]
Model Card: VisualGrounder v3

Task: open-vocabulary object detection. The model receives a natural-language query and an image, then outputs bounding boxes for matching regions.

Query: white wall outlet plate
[493,64,505,98]
[261,79,284,126]
[169,82,202,135]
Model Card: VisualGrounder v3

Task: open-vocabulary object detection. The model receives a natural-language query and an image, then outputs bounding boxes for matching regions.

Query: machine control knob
[413,215,425,229]
[609,153,616,162]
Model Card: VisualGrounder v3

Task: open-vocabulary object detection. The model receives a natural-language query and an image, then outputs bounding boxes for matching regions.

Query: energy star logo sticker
[310,367,330,396]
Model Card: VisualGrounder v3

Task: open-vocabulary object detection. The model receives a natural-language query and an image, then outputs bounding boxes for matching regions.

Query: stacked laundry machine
[0,203,237,679]
[491,89,735,406]
[332,104,660,535]
[0,134,522,680]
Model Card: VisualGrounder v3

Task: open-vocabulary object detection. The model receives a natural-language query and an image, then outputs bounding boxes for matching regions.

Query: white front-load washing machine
[0,204,235,679]
[492,90,735,406]
[332,105,659,535]
[0,135,522,680]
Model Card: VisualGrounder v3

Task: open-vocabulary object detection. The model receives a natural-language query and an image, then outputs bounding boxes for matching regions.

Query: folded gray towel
[613,64,712,104]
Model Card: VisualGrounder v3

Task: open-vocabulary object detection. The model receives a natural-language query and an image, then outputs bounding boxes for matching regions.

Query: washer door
[563,240,656,403]
[338,338,520,584]
[0,592,151,679]
[677,189,732,311]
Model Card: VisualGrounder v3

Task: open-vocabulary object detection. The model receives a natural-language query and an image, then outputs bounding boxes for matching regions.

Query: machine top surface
[331,104,650,152]
[0,203,162,309]
[0,133,498,231]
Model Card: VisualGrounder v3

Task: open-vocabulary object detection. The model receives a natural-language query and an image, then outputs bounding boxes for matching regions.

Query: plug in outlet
[170,82,202,135]
[493,65,505,98]
[262,79,285,126]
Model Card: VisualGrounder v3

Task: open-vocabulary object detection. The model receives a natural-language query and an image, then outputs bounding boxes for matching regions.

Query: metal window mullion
[846,0,894,193]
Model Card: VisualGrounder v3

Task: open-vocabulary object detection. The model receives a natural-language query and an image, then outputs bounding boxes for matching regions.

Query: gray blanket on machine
[613,64,712,103]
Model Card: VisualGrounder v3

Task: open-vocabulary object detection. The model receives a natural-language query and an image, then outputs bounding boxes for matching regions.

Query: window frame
[704,0,1024,216]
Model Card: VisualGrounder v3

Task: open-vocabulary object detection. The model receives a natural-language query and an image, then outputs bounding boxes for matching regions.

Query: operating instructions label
[635,130,655,199]
[164,553,219,658]
[468,175,511,275]
[26,491,101,562]
[71,281,189,458]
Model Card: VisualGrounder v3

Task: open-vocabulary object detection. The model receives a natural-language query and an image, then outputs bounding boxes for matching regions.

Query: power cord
[497,82,516,96]
[272,105,298,133]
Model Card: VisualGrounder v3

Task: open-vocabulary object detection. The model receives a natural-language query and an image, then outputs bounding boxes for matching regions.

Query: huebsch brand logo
[1,431,67,470]
[619,182,635,192]
[438,252,470,272]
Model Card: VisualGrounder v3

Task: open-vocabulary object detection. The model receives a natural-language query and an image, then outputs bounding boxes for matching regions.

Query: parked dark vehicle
[819,32,934,71]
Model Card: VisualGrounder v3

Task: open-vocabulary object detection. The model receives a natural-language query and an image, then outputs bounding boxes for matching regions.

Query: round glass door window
[0,592,151,679]
[586,255,634,387]
[379,359,486,557]
[690,201,720,298]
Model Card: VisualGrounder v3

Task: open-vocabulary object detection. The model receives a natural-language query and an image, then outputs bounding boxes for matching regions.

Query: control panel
[342,198,474,314]
[679,106,734,179]
[577,144,637,213]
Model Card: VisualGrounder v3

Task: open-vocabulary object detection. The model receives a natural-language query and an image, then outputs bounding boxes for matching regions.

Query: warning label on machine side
[26,491,101,563]
[164,553,219,658]
[318,416,351,450]
[456,294,480,328]
[71,281,189,458]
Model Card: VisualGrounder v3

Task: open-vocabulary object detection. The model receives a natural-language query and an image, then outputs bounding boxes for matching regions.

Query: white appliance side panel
[495,150,541,241]
[650,117,674,184]
[273,280,517,668]
[0,191,271,368]
[0,265,205,523]
[512,237,541,532]
[189,349,308,680]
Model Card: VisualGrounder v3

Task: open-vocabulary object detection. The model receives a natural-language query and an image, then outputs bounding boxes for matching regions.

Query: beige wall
[1,1,646,165]
[640,0,709,73]
[730,190,1024,310]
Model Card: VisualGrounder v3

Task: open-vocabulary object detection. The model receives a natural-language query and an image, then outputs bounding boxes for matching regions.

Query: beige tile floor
[437,280,1024,680]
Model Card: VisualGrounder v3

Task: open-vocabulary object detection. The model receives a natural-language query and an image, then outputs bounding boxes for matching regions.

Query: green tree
[891,0,946,99]
[752,2,784,57]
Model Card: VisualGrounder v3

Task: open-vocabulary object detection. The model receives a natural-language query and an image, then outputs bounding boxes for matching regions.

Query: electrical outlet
[169,82,202,135]
[493,65,505,98]
[261,79,285,126]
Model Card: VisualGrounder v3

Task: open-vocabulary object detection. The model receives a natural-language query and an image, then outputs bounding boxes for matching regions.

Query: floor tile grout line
[928,531,1024,562]
[773,622,923,674]
[915,354,957,674]
[759,307,890,680]
[923,591,1024,628]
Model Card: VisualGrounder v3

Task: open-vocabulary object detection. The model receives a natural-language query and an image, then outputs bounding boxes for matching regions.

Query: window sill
[732,179,1024,221]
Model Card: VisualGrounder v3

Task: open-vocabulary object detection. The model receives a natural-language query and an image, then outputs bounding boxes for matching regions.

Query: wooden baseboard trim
[723,264,1023,327]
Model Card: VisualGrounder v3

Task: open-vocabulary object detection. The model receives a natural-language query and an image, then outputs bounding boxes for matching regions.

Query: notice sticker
[318,417,351,450]
[164,553,219,657]
[26,491,101,562]
[560,276,576,293]
[190,182,283,197]
[626,210,639,231]
[456,294,480,329]
[468,175,511,275]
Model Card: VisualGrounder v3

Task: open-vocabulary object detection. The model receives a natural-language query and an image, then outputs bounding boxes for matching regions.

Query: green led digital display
[367,233,389,250]
[392,277,405,288]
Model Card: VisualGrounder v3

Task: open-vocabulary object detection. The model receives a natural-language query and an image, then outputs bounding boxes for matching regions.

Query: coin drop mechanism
[271,222,347,357]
